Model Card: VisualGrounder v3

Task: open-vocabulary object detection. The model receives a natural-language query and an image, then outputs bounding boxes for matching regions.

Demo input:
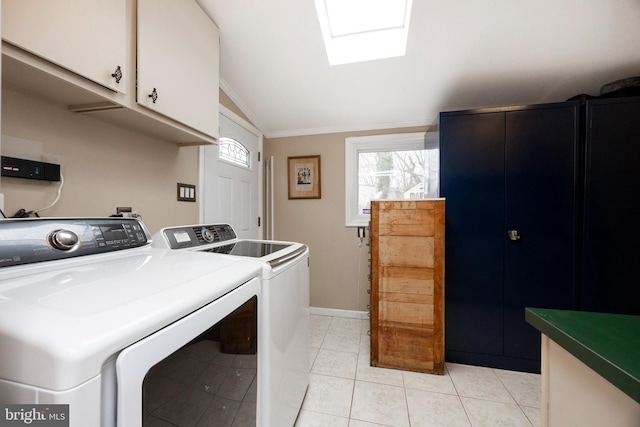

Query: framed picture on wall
[288,155,321,199]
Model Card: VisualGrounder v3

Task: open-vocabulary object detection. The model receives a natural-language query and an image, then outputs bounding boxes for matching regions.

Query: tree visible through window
[358,149,436,209]
[345,132,439,226]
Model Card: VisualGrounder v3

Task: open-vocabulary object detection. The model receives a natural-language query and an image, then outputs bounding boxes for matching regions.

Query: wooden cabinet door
[137,0,219,138]
[582,97,640,315]
[2,0,127,94]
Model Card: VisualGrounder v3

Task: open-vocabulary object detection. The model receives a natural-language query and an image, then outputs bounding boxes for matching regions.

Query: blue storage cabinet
[440,102,580,372]
[582,97,640,315]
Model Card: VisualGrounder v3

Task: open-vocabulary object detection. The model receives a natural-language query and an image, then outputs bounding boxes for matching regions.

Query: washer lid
[0,249,262,391]
[203,241,292,257]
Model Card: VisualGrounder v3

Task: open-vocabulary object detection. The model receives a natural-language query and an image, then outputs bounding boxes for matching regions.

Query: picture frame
[288,155,321,199]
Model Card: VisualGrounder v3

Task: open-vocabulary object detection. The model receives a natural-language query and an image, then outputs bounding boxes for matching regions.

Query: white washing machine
[153,224,310,427]
[0,217,263,427]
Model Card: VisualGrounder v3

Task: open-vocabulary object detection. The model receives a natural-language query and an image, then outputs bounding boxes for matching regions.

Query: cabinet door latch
[507,229,521,241]
[148,88,158,103]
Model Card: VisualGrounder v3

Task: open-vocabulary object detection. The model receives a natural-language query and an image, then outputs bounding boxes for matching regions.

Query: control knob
[49,229,79,251]
[201,227,216,243]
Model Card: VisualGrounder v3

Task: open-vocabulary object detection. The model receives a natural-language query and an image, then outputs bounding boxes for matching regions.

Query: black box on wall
[1,156,61,182]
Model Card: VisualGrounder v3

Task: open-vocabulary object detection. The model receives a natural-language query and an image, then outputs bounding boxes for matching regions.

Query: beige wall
[1,82,428,312]
[265,126,428,311]
[219,90,254,126]
[0,88,248,233]
[1,89,200,234]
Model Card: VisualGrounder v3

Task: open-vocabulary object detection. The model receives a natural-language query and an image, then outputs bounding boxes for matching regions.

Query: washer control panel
[160,224,237,249]
[0,217,150,268]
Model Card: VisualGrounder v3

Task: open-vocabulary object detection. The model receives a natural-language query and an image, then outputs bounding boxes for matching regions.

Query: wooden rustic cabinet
[370,199,445,374]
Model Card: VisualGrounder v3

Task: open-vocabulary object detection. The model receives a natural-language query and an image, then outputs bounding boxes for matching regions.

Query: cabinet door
[440,111,505,357]
[503,105,579,360]
[137,0,219,138]
[2,0,127,94]
[583,98,640,315]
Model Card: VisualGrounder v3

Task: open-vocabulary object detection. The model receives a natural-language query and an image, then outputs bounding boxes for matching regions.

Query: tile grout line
[491,367,536,427]
[447,364,474,427]
[401,371,413,427]
[348,328,362,424]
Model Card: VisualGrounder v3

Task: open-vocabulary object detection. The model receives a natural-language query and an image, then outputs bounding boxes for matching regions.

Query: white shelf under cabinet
[2,45,216,146]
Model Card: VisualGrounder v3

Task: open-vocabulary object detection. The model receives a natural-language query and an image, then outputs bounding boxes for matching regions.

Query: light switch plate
[177,183,196,202]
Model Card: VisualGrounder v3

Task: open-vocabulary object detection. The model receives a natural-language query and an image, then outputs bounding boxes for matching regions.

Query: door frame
[199,104,264,238]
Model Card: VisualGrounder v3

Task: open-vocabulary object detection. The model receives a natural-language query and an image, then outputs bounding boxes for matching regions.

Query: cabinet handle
[148,88,158,103]
[111,66,123,84]
[507,229,521,241]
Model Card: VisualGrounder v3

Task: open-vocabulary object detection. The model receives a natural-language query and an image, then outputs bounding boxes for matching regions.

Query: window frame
[345,132,432,227]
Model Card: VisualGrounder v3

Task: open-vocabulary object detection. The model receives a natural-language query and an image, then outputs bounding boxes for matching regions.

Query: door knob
[507,229,521,241]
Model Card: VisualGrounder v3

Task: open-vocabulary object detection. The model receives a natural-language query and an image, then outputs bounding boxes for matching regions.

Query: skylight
[314,0,413,66]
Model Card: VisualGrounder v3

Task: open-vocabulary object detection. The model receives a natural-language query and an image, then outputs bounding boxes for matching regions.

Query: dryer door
[116,278,260,426]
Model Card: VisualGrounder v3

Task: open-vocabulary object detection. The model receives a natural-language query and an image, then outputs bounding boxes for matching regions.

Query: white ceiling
[197,0,640,138]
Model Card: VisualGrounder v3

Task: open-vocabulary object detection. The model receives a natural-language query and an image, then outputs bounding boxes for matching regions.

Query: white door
[201,108,262,239]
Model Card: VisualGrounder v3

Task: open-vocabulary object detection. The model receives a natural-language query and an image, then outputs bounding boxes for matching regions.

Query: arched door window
[219,137,250,168]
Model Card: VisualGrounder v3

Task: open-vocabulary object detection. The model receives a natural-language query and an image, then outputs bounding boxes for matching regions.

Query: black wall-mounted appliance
[1,156,60,181]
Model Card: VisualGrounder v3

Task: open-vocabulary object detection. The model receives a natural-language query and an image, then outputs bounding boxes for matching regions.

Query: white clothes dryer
[153,224,310,427]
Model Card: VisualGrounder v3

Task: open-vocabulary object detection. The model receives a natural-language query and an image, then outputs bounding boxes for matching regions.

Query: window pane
[219,137,250,168]
[357,149,438,215]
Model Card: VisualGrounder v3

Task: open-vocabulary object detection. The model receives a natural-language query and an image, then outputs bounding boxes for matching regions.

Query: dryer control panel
[160,224,237,249]
[0,217,150,268]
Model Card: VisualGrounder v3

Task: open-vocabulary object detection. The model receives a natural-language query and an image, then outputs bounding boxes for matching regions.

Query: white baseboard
[310,307,369,320]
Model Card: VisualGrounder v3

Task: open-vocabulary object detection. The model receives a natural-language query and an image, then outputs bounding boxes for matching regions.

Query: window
[345,132,439,226]
[314,0,413,65]
[218,137,250,168]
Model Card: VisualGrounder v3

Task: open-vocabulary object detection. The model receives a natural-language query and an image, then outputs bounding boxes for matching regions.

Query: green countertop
[526,308,640,404]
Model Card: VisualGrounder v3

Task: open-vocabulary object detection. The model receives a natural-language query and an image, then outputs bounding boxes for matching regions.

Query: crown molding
[219,78,266,132]
[264,118,431,139]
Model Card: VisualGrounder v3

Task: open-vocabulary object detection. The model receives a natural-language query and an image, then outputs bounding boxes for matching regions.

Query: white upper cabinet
[1,0,220,145]
[2,0,128,94]
[137,0,219,139]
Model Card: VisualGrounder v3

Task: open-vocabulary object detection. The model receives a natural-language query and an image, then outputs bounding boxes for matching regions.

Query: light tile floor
[143,340,257,426]
[296,315,541,427]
